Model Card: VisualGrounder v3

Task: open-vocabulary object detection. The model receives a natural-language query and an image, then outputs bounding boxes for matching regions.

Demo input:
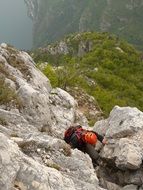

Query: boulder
[94,106,143,170]
[93,106,143,189]
[99,178,121,190]
[124,168,143,186]
[114,138,142,170]
[93,119,108,136]
[121,185,138,190]
[106,106,143,138]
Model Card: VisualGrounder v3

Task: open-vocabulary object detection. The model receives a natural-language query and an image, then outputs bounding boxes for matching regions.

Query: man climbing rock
[64,125,107,165]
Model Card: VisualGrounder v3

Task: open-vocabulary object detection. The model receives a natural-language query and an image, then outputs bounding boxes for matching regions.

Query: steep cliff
[24,0,143,49]
[1,43,143,190]
[0,43,100,190]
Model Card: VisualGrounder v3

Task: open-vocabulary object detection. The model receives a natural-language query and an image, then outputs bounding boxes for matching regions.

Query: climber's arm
[92,131,107,144]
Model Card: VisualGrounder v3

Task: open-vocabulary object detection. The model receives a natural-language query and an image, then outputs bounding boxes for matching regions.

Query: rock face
[0,43,88,137]
[98,106,143,170]
[94,106,143,189]
[24,0,143,48]
[1,43,143,190]
[0,43,104,190]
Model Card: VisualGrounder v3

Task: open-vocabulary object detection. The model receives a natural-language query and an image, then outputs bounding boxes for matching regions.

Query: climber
[64,125,107,164]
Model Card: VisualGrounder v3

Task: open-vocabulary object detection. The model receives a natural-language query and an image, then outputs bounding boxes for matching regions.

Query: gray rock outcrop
[1,43,143,190]
[94,106,143,189]
[0,44,104,190]
[96,106,143,170]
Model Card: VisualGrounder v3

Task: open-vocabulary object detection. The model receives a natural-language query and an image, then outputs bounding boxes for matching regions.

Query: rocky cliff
[0,43,103,190]
[24,0,143,49]
[94,106,143,190]
[0,43,143,190]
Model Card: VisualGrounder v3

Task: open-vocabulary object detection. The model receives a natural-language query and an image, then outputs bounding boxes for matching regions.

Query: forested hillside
[32,32,143,122]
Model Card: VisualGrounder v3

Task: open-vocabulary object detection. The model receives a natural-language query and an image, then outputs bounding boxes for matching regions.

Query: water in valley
[0,0,33,50]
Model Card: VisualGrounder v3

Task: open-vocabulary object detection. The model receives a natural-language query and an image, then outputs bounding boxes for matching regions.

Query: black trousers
[85,143,99,162]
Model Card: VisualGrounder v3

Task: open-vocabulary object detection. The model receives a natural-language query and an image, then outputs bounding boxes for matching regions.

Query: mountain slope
[0,43,101,190]
[32,32,143,119]
[25,0,143,49]
[1,43,143,190]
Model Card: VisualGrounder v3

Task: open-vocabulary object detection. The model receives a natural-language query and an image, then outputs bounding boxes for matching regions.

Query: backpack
[64,125,84,146]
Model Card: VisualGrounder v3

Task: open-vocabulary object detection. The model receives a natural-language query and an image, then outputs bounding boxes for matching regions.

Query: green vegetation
[0,77,23,109]
[0,63,22,109]
[37,64,58,88]
[62,143,71,157]
[0,117,8,126]
[48,163,61,171]
[32,32,143,117]
[6,46,32,81]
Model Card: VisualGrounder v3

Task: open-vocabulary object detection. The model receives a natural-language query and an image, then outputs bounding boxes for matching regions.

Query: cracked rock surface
[0,44,104,190]
[1,44,143,190]
[94,106,143,189]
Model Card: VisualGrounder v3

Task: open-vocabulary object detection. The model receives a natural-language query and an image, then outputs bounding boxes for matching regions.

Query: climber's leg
[85,143,99,161]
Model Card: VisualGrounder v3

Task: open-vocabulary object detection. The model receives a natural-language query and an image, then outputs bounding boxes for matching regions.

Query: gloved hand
[102,137,108,145]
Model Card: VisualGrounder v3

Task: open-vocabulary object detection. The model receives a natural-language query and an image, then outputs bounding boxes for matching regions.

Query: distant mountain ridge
[25,0,143,49]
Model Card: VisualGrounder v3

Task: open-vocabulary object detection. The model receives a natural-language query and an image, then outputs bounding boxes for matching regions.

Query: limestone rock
[114,138,142,170]
[49,88,78,137]
[0,45,105,190]
[121,185,138,190]
[124,168,143,186]
[93,106,143,189]
[1,43,7,48]
[106,106,143,138]
[0,109,38,137]
[94,106,143,170]
[99,178,121,190]
[0,131,105,190]
[0,132,75,190]
[93,119,108,136]
[0,133,21,190]
[14,132,102,189]
[0,45,86,136]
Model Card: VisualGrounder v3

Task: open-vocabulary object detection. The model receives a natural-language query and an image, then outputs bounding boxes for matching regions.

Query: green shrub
[0,77,22,109]
[0,117,8,126]
[37,63,58,87]
[33,32,143,117]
